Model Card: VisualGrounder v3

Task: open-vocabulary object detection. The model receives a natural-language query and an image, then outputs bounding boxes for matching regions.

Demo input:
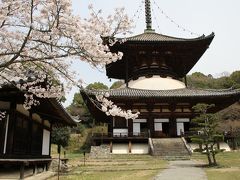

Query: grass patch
[192,151,240,180]
[49,154,167,180]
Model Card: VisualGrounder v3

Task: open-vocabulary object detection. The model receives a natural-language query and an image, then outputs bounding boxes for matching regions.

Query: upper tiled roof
[84,87,240,99]
[121,31,214,43]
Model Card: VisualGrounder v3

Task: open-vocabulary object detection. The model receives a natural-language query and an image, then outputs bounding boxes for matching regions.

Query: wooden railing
[92,132,149,139]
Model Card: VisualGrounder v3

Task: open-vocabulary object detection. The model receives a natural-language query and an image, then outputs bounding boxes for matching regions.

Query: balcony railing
[92,132,149,139]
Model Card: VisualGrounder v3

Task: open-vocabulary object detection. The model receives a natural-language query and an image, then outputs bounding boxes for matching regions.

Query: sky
[64,0,240,106]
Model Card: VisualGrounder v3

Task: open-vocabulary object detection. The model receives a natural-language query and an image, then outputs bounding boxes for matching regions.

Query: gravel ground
[153,160,207,180]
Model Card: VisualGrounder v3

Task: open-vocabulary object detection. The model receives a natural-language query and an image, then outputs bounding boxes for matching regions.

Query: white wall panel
[131,144,149,154]
[42,129,50,155]
[112,144,128,154]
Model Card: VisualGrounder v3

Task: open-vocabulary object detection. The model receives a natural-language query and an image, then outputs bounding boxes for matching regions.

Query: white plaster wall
[189,142,231,152]
[219,142,231,152]
[176,118,190,123]
[3,115,9,154]
[113,129,128,136]
[154,123,162,131]
[128,76,186,90]
[177,123,184,136]
[42,129,50,155]
[133,119,147,123]
[112,144,128,154]
[131,144,149,154]
[133,123,140,135]
[112,143,149,154]
[154,119,169,123]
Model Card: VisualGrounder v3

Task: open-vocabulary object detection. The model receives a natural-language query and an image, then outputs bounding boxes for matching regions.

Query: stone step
[151,138,190,157]
[162,156,191,161]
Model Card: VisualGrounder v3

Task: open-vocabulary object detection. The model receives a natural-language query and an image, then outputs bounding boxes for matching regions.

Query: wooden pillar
[40,118,44,155]
[148,116,154,138]
[108,117,113,137]
[169,117,177,137]
[147,104,154,138]
[49,123,53,156]
[128,141,132,153]
[128,119,133,137]
[27,111,33,154]
[0,116,6,154]
[125,56,129,87]
[169,104,177,137]
[110,141,113,153]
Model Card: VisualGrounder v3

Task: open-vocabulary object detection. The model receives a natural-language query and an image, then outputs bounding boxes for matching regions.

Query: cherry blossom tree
[0,0,139,119]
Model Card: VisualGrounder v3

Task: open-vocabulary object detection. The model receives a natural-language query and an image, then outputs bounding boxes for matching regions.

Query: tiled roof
[85,88,240,99]
[121,31,214,43]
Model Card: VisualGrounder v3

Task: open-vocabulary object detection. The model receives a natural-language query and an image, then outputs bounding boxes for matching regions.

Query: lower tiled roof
[85,88,240,99]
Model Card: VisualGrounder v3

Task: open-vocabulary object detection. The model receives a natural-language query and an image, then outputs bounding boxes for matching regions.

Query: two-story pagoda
[82,0,240,155]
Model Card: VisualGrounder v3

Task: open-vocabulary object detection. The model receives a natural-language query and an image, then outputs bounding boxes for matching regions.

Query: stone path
[154,160,207,180]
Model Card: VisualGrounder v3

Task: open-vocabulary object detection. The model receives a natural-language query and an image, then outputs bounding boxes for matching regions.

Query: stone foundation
[90,144,111,158]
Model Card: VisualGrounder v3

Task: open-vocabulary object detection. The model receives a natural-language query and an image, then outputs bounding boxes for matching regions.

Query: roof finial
[145,0,152,31]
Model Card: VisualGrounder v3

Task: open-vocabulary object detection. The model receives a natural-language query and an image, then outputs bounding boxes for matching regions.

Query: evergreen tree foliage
[68,82,109,115]
[230,71,240,88]
[110,81,124,89]
[51,127,71,149]
[191,103,224,166]
[86,82,108,90]
[187,70,240,89]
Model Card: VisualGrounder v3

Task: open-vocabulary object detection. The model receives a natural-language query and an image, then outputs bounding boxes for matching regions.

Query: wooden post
[233,138,237,150]
[129,141,132,153]
[20,163,25,180]
[217,142,220,150]
[33,164,37,175]
[184,76,188,87]
[57,145,61,180]
[110,141,113,153]
[43,164,46,172]
[83,151,86,166]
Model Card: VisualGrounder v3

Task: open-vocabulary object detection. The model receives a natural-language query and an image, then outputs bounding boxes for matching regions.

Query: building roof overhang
[84,87,240,99]
[106,32,214,79]
[0,85,76,126]
[122,31,214,43]
[81,87,240,122]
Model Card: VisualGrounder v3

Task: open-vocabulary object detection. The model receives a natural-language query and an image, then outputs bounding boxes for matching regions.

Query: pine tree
[191,103,224,166]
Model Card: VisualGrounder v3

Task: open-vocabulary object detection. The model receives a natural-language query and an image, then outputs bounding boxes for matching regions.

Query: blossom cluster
[96,92,140,120]
[0,111,6,121]
[0,0,133,110]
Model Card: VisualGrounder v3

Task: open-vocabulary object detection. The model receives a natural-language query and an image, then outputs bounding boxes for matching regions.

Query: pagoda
[82,0,240,155]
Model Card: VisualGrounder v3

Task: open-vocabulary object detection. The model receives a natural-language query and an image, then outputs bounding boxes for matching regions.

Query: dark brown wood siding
[12,112,29,155]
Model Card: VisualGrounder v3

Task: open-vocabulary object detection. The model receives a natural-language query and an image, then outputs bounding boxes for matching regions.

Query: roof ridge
[116,32,214,42]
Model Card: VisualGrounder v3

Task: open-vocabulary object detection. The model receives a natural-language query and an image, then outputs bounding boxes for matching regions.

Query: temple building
[82,0,240,155]
[0,83,76,179]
